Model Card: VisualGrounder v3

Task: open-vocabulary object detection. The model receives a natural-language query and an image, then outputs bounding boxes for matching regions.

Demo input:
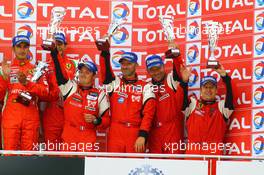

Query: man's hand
[134,136,146,153]
[84,114,96,123]
[1,59,10,80]
[17,72,28,86]
[215,64,227,77]
[180,65,192,83]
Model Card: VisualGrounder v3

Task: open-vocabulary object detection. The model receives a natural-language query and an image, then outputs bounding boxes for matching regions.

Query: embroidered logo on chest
[159,93,170,101]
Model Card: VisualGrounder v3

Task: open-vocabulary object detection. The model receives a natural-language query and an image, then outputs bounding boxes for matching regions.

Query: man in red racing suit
[52,53,110,152]
[145,52,190,154]
[100,50,156,153]
[1,35,49,150]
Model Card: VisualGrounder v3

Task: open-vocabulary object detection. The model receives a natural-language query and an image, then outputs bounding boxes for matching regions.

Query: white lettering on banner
[203,19,252,34]
[237,92,251,105]
[205,0,253,11]
[133,28,184,43]
[0,6,12,17]
[202,44,252,59]
[201,68,252,81]
[36,50,50,62]
[226,142,250,155]
[38,3,53,18]
[38,3,108,19]
[0,29,12,41]
[229,117,251,130]
[134,4,185,19]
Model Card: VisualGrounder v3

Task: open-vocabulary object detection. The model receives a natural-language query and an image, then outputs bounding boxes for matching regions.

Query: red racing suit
[42,49,76,148]
[1,59,49,150]
[183,75,234,175]
[148,55,185,154]
[0,70,7,149]
[100,51,156,153]
[52,56,110,152]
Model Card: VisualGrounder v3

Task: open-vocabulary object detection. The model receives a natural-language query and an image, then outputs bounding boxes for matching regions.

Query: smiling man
[183,64,234,155]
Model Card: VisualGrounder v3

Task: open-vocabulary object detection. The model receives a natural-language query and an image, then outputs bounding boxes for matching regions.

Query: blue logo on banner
[17,1,34,19]
[253,135,264,155]
[256,12,264,31]
[254,61,264,80]
[188,68,199,87]
[113,3,130,19]
[254,111,264,130]
[187,45,199,63]
[188,20,199,39]
[257,0,264,6]
[189,0,200,15]
[254,86,264,105]
[255,37,264,55]
[112,27,129,44]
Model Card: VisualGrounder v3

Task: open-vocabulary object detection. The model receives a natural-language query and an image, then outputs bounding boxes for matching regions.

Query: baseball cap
[119,51,138,63]
[146,55,164,69]
[54,33,66,44]
[12,35,30,47]
[78,60,98,74]
[200,76,217,87]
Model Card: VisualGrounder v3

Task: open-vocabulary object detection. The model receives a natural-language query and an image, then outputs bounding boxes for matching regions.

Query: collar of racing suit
[79,85,93,91]
[13,58,30,67]
[151,74,166,86]
[200,98,216,105]
[121,74,138,84]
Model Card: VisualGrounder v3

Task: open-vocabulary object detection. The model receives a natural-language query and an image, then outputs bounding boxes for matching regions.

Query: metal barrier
[0,150,264,160]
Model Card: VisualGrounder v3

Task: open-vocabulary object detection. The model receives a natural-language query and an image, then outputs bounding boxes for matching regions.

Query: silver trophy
[16,61,48,106]
[42,7,66,50]
[207,21,219,68]
[95,18,127,51]
[159,15,180,58]
[31,61,48,82]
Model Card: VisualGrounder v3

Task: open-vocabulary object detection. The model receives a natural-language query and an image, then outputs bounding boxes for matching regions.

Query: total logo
[255,11,264,32]
[15,23,36,45]
[16,25,33,38]
[253,60,264,81]
[112,27,129,44]
[186,43,201,65]
[254,35,264,57]
[252,135,264,155]
[111,49,126,70]
[253,110,264,131]
[187,19,201,41]
[111,2,132,22]
[188,0,201,17]
[256,0,264,8]
[188,67,200,88]
[253,85,264,106]
[17,1,34,19]
[111,25,132,46]
[113,3,130,19]
[15,0,36,21]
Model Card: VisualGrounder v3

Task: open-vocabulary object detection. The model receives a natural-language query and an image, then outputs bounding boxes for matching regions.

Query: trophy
[42,7,66,50]
[31,61,48,82]
[207,21,219,69]
[159,15,180,58]
[95,18,127,51]
[16,61,48,106]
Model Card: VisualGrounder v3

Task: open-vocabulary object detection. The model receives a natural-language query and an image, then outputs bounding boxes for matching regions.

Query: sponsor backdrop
[0,0,264,155]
